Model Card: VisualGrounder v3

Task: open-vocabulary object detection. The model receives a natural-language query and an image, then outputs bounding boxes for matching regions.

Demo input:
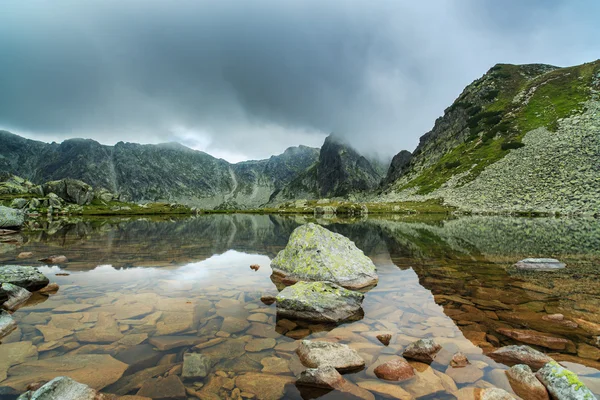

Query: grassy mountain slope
[382,59,600,213]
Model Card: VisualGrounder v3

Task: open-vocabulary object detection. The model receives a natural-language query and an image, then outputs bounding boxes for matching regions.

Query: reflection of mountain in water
[3,214,600,367]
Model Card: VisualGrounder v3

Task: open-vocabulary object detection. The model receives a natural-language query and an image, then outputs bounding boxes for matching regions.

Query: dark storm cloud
[0,0,598,161]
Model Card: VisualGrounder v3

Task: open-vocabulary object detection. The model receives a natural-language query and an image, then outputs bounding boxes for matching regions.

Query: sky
[1,0,599,163]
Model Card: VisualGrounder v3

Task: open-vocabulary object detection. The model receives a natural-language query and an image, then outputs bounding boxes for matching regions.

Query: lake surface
[1,214,599,399]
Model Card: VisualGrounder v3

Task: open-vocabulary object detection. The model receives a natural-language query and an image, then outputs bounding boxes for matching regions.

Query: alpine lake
[1,213,599,399]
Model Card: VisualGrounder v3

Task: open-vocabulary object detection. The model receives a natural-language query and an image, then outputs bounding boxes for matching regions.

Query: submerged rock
[506,364,550,400]
[182,353,212,379]
[235,373,295,400]
[275,281,364,323]
[514,258,566,271]
[136,375,186,400]
[270,223,378,289]
[296,340,365,373]
[16,376,99,400]
[0,265,50,291]
[536,361,595,400]
[0,206,24,229]
[489,345,553,371]
[402,339,442,363]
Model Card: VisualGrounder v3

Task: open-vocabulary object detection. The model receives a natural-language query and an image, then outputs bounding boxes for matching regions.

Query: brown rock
[489,345,553,371]
[235,373,294,400]
[496,328,575,352]
[38,283,60,294]
[276,319,297,331]
[16,252,34,259]
[149,335,204,351]
[376,333,392,346]
[245,338,276,352]
[261,295,276,305]
[76,312,123,343]
[356,381,413,399]
[221,317,250,333]
[1,354,127,392]
[577,343,600,360]
[261,357,290,374]
[574,318,600,335]
[137,375,186,400]
[451,352,470,367]
[250,264,260,271]
[445,364,483,384]
[402,338,442,363]
[506,364,550,400]
[35,324,73,341]
[374,357,414,381]
[39,255,68,264]
[285,328,310,339]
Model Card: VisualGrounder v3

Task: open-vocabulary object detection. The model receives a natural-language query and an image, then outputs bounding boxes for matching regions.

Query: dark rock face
[0,131,319,208]
[317,135,383,197]
[273,134,384,201]
[383,150,412,185]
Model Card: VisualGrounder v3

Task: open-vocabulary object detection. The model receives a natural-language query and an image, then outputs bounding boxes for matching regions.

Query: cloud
[0,0,598,161]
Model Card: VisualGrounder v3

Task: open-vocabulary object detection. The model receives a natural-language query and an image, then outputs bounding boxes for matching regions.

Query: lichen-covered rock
[0,265,50,291]
[17,376,99,400]
[514,258,566,271]
[275,281,364,323]
[402,339,442,363]
[296,340,365,373]
[506,364,550,400]
[536,361,596,400]
[42,179,95,205]
[489,345,553,371]
[270,223,378,289]
[0,206,24,229]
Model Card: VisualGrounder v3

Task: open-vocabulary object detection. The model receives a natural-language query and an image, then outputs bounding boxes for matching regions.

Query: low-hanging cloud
[0,0,598,161]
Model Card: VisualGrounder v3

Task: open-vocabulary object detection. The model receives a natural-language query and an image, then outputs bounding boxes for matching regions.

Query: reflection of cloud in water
[39,250,272,286]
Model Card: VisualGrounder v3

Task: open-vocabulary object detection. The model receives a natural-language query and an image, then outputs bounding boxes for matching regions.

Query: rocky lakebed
[0,213,599,400]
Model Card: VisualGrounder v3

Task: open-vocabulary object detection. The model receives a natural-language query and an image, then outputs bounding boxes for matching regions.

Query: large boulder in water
[42,179,94,205]
[0,265,50,291]
[275,281,364,323]
[270,223,378,289]
[0,206,24,229]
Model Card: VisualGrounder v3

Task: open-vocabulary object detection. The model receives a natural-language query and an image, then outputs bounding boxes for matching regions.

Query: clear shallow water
[0,214,599,399]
